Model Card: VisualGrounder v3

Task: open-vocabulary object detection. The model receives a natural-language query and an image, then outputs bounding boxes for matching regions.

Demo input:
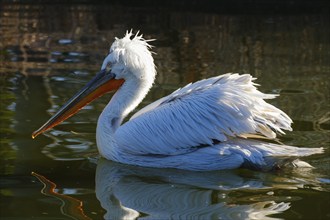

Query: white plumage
[93,31,323,171]
[118,73,290,155]
[33,31,323,171]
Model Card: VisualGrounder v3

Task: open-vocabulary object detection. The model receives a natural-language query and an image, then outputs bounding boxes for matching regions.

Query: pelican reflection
[95,158,311,220]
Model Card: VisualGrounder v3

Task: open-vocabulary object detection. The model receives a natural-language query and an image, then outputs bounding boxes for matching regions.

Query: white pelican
[32,31,323,171]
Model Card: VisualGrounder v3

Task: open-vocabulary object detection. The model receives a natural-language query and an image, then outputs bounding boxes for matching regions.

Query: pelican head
[102,31,156,81]
[32,31,156,138]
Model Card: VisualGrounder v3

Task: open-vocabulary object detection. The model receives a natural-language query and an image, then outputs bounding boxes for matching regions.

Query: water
[1,1,329,219]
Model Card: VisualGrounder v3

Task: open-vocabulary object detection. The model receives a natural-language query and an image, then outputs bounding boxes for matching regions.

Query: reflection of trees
[0,3,329,151]
[1,4,328,77]
[0,74,17,174]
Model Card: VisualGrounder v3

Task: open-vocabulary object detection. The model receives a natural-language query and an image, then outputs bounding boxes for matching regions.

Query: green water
[0,2,329,219]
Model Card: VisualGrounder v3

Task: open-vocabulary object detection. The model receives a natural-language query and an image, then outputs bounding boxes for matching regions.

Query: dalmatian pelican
[32,31,323,171]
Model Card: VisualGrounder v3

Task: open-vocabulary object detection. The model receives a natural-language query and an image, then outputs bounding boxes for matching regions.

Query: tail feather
[226,138,324,171]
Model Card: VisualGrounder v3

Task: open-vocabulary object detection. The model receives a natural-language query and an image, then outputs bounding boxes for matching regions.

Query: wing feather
[115,73,292,156]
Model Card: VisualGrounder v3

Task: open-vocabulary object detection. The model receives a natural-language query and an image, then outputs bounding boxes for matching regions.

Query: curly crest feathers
[105,31,155,73]
[101,30,156,83]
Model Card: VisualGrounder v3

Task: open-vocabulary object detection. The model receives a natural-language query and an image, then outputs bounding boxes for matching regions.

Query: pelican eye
[105,62,112,72]
[104,68,115,78]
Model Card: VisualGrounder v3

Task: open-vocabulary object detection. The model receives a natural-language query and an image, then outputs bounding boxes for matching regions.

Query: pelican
[32,31,323,171]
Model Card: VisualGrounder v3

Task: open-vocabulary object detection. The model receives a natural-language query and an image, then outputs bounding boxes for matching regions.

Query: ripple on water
[58,39,74,45]
[42,128,97,161]
[51,76,66,82]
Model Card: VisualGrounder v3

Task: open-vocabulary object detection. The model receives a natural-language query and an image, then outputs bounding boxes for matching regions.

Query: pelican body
[32,31,323,171]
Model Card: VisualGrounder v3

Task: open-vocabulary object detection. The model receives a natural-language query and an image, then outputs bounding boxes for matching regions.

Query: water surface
[0,1,329,219]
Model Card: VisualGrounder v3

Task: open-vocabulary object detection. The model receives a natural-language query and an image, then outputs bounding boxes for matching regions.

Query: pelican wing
[115,73,292,156]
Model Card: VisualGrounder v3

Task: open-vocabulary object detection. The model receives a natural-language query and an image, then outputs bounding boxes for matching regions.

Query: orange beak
[32,69,124,139]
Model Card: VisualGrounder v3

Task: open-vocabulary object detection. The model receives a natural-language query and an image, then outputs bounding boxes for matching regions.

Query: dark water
[1,1,330,219]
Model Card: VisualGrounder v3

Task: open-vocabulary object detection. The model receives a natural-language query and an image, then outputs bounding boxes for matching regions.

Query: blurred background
[0,0,329,219]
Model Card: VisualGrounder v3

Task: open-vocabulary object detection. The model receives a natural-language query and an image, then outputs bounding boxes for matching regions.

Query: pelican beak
[32,69,124,139]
